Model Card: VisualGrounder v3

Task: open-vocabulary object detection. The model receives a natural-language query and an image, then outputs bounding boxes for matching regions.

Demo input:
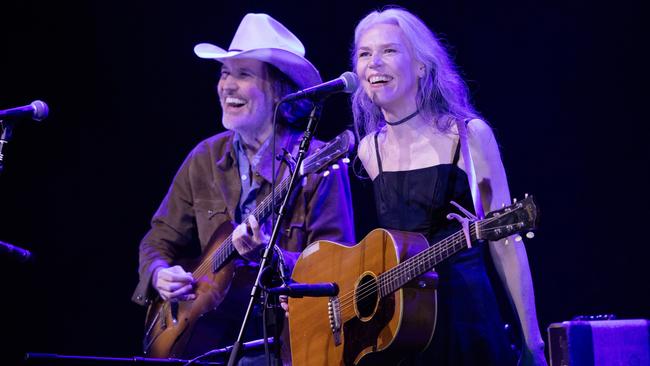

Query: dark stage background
[1,0,647,364]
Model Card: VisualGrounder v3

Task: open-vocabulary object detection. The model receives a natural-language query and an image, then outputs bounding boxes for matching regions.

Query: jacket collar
[220,125,299,183]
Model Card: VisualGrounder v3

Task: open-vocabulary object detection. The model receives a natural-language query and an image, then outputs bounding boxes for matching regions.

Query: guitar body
[143,221,255,358]
[289,229,438,365]
[290,195,541,365]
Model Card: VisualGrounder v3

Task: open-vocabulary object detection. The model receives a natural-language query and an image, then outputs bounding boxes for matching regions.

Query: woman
[351,7,546,365]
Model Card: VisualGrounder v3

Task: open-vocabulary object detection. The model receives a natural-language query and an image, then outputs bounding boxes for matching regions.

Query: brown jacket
[132,128,355,305]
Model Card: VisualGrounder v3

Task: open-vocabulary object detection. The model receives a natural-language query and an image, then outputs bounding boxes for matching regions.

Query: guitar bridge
[328,296,342,346]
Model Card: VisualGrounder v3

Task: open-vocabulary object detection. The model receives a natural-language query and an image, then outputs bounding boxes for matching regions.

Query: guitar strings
[339,212,524,313]
[336,212,519,313]
[337,227,469,312]
[338,226,470,310]
[338,212,511,310]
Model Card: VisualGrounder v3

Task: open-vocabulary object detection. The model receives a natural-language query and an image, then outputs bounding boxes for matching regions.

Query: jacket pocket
[193,199,229,248]
[283,216,306,250]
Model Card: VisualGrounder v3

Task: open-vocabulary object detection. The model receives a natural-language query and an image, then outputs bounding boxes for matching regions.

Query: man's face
[217,58,275,135]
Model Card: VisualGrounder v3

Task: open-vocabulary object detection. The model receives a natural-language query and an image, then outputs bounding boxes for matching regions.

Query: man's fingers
[233,222,258,255]
[233,231,252,249]
[249,215,259,231]
[159,289,172,301]
[182,293,197,301]
[157,280,189,293]
[169,284,194,299]
[233,223,248,243]
[158,266,193,282]
[159,285,196,302]
[248,216,267,244]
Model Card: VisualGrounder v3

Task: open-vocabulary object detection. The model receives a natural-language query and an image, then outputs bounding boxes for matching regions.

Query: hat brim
[194,43,322,90]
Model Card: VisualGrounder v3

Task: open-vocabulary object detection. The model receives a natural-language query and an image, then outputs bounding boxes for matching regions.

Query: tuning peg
[501,203,506,208]
[515,235,523,242]
[526,232,535,239]
[524,193,529,198]
[342,157,350,164]
[513,198,518,204]
[332,164,340,170]
[323,170,330,177]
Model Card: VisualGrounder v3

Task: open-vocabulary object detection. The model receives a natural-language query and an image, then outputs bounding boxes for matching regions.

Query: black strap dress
[372,133,517,366]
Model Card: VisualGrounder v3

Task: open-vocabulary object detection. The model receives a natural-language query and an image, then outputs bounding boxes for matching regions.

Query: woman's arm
[467,119,547,366]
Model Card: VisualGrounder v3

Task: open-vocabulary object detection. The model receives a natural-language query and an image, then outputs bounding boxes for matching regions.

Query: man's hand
[233,215,269,262]
[153,265,196,301]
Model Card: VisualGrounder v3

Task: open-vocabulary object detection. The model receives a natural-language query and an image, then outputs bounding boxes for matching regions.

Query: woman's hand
[520,339,547,366]
[279,294,289,318]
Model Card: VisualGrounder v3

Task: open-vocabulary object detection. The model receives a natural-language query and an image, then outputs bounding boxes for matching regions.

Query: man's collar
[232,125,298,183]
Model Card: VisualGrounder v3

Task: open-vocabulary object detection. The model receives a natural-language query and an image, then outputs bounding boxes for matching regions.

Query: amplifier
[548,319,650,366]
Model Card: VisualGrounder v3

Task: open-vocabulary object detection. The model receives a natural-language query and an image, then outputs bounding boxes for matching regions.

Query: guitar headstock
[300,130,355,176]
[479,195,539,241]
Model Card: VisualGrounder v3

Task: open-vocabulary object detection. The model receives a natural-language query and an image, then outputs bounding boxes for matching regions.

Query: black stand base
[25,353,221,365]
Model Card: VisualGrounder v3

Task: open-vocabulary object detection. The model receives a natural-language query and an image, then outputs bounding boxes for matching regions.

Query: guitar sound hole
[355,274,379,319]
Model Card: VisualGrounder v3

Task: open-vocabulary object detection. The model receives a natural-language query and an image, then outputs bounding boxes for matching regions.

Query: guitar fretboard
[378,222,479,297]
[191,177,293,279]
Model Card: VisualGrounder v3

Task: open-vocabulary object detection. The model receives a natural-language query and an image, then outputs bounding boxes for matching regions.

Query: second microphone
[280,72,358,102]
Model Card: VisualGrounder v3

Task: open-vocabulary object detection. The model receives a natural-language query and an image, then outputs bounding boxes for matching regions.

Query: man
[131,13,355,364]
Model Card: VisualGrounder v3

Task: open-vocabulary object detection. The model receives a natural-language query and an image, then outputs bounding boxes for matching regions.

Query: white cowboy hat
[194,13,322,90]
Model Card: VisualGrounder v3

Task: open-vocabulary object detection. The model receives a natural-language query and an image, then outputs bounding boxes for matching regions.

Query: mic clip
[266,280,339,298]
[276,148,297,175]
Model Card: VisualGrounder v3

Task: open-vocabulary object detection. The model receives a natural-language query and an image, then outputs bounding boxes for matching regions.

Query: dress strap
[373,132,384,174]
[456,118,485,219]
[452,136,462,165]
[436,138,462,239]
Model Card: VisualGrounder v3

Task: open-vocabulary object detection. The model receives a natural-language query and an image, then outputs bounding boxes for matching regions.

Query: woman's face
[355,23,423,116]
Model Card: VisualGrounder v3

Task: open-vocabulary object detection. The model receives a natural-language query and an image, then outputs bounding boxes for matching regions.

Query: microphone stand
[226,103,322,366]
[0,119,15,175]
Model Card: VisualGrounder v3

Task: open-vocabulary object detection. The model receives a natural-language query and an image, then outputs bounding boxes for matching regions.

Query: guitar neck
[194,176,293,278]
[378,222,479,297]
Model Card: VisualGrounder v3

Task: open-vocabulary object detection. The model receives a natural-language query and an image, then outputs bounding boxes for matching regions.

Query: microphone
[267,282,339,298]
[280,72,358,102]
[0,100,49,122]
[0,240,32,263]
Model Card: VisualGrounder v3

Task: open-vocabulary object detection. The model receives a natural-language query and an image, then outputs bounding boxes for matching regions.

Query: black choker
[385,109,420,126]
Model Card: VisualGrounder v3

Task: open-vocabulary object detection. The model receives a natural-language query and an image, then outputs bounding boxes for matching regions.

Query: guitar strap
[456,119,485,219]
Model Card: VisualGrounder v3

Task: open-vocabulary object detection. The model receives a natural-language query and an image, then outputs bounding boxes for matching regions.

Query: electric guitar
[289,195,539,365]
[143,130,356,358]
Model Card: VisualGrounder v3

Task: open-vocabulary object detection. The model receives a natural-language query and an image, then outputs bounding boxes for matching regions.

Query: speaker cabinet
[548,319,650,365]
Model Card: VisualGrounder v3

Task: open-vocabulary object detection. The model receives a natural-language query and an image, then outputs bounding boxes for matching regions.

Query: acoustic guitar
[142,130,356,358]
[289,195,539,365]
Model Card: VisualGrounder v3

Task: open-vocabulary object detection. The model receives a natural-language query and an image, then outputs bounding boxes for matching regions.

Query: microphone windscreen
[31,100,49,121]
[340,72,359,94]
